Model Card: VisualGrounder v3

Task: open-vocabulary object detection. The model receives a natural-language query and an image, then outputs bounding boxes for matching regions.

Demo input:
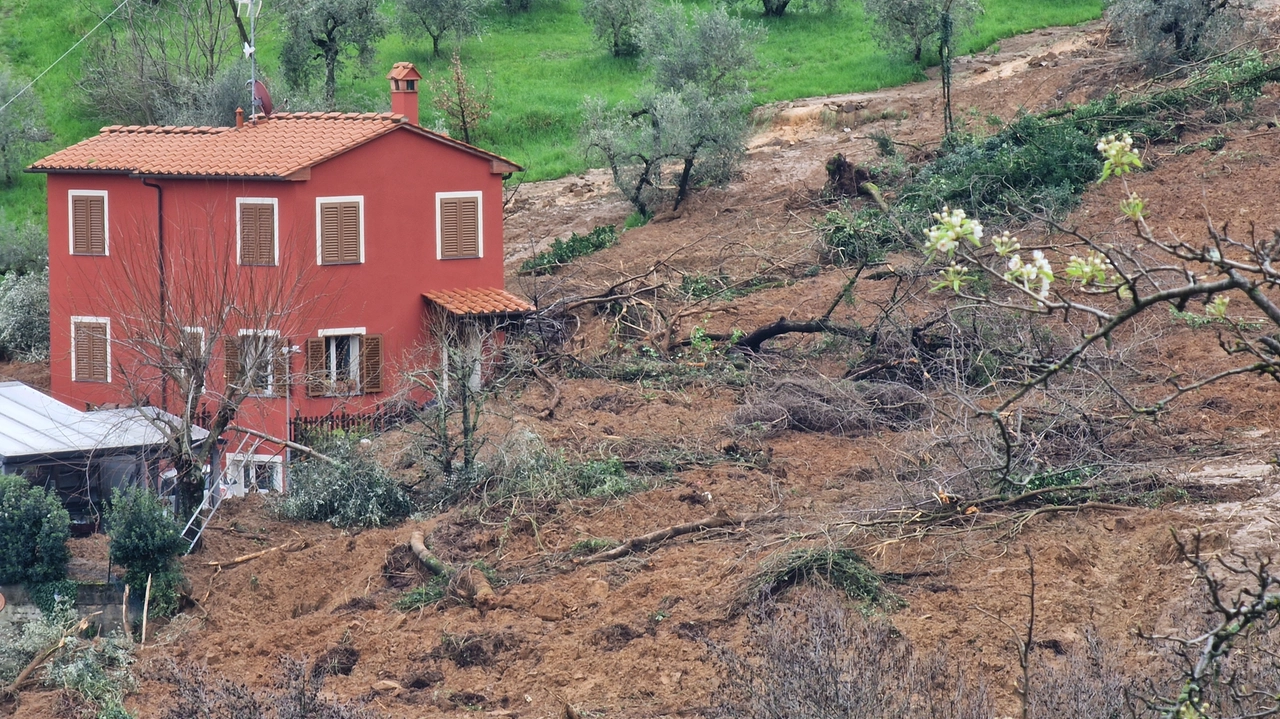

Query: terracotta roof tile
[30,112,520,178]
[423,288,534,316]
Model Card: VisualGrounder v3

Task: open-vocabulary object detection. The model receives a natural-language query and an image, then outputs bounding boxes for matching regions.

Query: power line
[0,0,130,115]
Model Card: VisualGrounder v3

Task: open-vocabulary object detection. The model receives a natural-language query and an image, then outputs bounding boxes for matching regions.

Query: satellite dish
[253,79,273,116]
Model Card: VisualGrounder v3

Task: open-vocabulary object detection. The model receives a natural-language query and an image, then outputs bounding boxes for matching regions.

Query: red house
[29,62,530,496]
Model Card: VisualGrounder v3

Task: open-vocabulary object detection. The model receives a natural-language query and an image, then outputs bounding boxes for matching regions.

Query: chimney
[387,62,423,126]
[236,107,245,129]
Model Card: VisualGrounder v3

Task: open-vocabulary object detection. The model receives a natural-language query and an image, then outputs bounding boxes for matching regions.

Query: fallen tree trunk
[732,317,868,353]
[530,364,562,419]
[577,511,779,564]
[205,540,307,568]
[410,531,448,575]
[226,426,339,465]
[0,615,94,700]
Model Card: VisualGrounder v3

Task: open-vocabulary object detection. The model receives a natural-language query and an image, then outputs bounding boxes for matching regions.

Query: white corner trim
[70,315,111,383]
[237,328,281,337]
[315,195,365,265]
[317,327,367,337]
[68,190,109,256]
[435,190,484,260]
[235,197,280,266]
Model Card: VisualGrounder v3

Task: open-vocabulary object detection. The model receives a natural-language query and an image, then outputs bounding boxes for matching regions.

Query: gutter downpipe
[141,178,168,414]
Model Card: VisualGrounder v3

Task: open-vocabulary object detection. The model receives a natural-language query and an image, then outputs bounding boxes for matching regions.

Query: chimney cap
[387,62,422,82]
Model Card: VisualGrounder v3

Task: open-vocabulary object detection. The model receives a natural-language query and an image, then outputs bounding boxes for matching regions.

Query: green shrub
[0,268,50,361]
[0,595,75,684]
[573,457,643,498]
[520,225,619,275]
[275,434,414,528]
[0,473,70,585]
[105,487,186,617]
[817,208,904,266]
[45,631,137,719]
[745,547,901,609]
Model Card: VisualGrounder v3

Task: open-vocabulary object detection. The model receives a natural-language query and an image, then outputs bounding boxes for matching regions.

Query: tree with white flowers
[928,131,1280,419]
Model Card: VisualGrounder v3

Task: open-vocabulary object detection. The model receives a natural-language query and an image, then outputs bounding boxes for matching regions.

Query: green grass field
[0,0,1102,224]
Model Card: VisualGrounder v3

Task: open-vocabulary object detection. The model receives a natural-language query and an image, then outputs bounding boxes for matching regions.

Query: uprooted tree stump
[824,154,890,214]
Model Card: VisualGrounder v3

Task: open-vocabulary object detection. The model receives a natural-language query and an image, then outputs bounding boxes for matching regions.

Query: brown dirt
[12,17,1280,719]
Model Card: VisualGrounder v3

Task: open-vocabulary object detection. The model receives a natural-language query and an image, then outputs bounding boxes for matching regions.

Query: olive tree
[583,5,763,216]
[0,268,49,362]
[0,67,51,187]
[581,0,652,57]
[861,0,981,64]
[1108,0,1255,70]
[278,0,387,109]
[398,0,493,59]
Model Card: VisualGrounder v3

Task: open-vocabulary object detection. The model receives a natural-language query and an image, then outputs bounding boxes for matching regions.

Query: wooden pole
[122,585,130,641]
[141,574,152,646]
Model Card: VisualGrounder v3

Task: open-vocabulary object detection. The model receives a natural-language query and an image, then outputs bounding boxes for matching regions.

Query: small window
[437,193,481,259]
[305,332,382,396]
[317,197,362,265]
[226,330,285,396]
[227,454,282,493]
[69,191,108,256]
[179,327,206,383]
[238,199,277,266]
[72,318,110,382]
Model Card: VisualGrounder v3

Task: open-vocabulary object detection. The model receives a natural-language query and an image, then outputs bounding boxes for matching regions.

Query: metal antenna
[236,0,262,120]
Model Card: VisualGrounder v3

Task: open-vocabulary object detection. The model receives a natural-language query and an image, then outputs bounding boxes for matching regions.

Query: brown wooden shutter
[73,322,108,382]
[320,203,342,264]
[224,338,242,386]
[239,203,259,264]
[256,205,275,265]
[340,202,360,263]
[458,197,479,257]
[86,196,106,255]
[73,323,92,380]
[72,197,90,254]
[271,337,288,396]
[304,337,326,397]
[360,334,383,394]
[71,196,106,255]
[439,198,459,258]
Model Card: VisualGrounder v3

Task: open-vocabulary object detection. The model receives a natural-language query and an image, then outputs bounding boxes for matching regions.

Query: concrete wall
[0,583,138,635]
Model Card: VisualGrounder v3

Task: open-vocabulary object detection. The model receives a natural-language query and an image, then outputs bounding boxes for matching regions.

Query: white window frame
[71,315,112,383]
[314,195,365,265]
[68,190,109,256]
[237,328,282,397]
[435,190,484,260]
[235,197,280,266]
[317,327,365,394]
[225,452,284,493]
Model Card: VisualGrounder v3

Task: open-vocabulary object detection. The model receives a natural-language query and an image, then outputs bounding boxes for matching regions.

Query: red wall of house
[46,127,507,464]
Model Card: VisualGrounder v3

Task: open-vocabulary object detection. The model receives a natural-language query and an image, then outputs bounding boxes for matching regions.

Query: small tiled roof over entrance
[29,113,520,179]
[423,288,534,316]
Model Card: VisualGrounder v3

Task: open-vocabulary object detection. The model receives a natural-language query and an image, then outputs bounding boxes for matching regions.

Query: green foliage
[581,0,651,56]
[0,212,50,275]
[0,473,70,585]
[398,0,493,58]
[0,267,50,361]
[393,572,452,610]
[817,208,902,265]
[747,547,901,609]
[572,457,642,498]
[679,273,787,301]
[0,595,75,684]
[520,225,619,275]
[105,487,186,618]
[861,0,983,63]
[277,0,388,108]
[28,578,79,614]
[570,537,619,556]
[275,433,414,528]
[45,632,137,719]
[0,65,51,187]
[1108,0,1254,69]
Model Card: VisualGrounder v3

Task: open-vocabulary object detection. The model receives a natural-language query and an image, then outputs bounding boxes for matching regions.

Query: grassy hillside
[0,0,1102,224]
